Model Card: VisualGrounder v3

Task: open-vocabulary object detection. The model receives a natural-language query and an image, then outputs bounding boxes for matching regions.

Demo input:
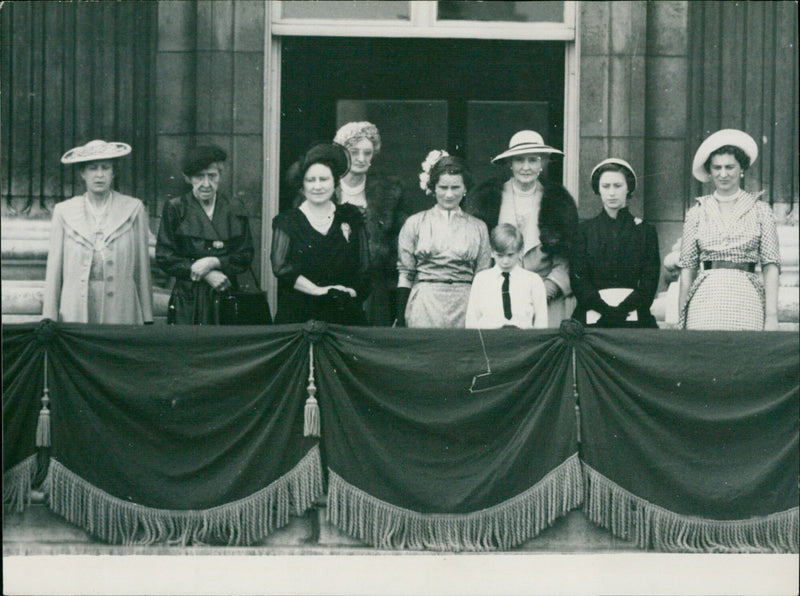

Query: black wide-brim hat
[183,145,228,176]
[301,142,350,179]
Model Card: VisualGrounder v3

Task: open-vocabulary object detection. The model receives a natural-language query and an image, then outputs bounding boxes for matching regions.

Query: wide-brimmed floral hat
[591,158,637,194]
[691,129,758,182]
[491,130,563,163]
[60,139,131,164]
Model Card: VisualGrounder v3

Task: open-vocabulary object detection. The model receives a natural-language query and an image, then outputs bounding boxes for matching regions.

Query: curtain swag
[3,320,797,552]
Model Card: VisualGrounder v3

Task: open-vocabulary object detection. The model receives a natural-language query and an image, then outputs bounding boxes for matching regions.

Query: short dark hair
[490,223,523,254]
[427,156,473,194]
[704,144,751,173]
[591,163,635,196]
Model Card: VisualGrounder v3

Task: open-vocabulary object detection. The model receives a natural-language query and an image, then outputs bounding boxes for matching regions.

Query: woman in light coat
[43,139,153,324]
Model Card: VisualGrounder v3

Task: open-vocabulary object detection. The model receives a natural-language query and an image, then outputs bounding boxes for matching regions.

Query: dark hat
[300,142,350,179]
[183,145,227,176]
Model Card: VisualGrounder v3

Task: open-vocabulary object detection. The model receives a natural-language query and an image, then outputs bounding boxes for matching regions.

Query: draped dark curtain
[3,321,797,552]
[317,326,581,550]
[578,329,799,551]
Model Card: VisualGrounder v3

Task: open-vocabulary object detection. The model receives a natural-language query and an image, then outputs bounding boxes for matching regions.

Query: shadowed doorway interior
[280,37,565,213]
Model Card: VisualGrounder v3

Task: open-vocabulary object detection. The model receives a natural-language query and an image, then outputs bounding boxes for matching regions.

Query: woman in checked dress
[678,129,780,330]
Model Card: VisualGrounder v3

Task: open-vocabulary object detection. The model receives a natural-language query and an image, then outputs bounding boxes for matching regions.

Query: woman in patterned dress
[271,142,369,325]
[678,129,780,330]
[395,153,491,328]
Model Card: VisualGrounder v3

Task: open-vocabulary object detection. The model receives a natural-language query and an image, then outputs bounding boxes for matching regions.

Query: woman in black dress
[570,158,660,328]
[156,145,255,324]
[271,142,369,325]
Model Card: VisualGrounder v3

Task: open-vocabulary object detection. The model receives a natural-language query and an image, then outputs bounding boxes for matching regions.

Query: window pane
[281,1,410,20]
[437,1,564,23]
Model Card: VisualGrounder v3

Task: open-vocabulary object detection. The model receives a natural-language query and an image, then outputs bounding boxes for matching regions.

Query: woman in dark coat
[271,142,369,325]
[156,145,255,324]
[465,130,578,327]
[570,158,660,328]
[333,121,405,325]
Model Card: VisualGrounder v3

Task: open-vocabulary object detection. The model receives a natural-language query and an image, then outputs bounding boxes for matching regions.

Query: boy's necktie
[501,272,512,320]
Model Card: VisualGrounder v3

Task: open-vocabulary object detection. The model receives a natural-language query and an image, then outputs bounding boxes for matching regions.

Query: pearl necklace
[713,189,743,203]
[301,201,336,233]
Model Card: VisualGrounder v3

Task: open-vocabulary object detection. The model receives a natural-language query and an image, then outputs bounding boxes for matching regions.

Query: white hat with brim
[591,158,637,194]
[61,140,132,165]
[691,129,758,183]
[491,130,563,163]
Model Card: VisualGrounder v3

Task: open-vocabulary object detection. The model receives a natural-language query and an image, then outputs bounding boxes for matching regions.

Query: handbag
[205,213,273,325]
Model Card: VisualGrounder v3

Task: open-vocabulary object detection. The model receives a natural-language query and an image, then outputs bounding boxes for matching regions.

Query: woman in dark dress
[333,121,405,326]
[570,158,660,328]
[156,145,255,324]
[271,142,369,325]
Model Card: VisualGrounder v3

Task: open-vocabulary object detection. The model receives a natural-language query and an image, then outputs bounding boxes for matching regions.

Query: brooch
[341,223,351,242]
[212,240,224,249]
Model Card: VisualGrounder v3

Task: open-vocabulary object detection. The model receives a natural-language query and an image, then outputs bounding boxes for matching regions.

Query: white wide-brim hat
[61,139,131,164]
[591,158,637,194]
[491,130,563,163]
[691,129,757,182]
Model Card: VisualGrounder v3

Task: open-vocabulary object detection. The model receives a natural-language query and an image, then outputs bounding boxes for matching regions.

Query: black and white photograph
[2,1,798,595]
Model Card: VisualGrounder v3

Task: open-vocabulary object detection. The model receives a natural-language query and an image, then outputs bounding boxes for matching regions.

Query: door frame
[261,2,581,303]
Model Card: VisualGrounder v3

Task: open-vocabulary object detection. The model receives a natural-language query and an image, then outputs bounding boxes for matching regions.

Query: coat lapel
[104,193,141,244]
[58,196,96,248]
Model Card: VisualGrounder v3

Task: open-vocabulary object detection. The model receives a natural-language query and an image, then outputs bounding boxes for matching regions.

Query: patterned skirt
[680,269,765,330]
[406,281,471,328]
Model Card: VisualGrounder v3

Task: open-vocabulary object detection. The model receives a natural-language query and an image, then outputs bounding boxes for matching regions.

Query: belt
[703,261,756,273]
[417,280,472,285]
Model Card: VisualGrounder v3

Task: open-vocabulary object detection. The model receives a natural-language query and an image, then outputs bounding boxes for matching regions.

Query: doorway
[279,36,565,213]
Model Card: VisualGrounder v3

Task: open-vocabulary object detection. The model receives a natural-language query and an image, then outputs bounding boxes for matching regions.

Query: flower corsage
[341,222,351,242]
[419,149,449,195]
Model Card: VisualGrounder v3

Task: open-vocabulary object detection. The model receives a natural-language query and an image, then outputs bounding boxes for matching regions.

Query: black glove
[616,290,641,314]
[394,287,411,327]
[325,288,351,312]
[598,306,628,327]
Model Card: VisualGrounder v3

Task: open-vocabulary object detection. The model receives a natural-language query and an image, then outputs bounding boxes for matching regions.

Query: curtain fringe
[3,455,37,512]
[582,463,799,553]
[41,446,324,546]
[327,453,583,551]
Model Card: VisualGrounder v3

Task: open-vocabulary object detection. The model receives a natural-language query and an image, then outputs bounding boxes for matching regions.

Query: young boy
[465,224,548,329]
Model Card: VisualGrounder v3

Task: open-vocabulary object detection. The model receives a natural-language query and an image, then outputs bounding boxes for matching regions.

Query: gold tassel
[35,352,51,448]
[304,343,320,437]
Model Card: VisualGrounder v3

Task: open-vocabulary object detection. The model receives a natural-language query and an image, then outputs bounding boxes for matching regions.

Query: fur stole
[465,177,578,257]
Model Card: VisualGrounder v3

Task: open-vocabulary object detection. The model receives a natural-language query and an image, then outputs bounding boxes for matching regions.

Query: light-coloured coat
[42,192,153,324]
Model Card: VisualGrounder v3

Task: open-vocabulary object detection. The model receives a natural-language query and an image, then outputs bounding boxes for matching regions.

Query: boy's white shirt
[465,264,549,329]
